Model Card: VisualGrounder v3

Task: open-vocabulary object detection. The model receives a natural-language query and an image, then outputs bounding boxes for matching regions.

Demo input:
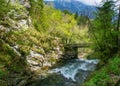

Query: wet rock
[27,50,45,71]
[26,45,63,71]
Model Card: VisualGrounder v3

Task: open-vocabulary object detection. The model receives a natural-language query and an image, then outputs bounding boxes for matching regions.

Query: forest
[0,0,120,86]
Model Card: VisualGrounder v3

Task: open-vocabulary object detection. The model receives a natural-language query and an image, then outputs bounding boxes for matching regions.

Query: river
[28,58,99,86]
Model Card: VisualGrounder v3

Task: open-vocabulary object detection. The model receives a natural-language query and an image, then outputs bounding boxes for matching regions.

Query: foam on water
[50,58,99,81]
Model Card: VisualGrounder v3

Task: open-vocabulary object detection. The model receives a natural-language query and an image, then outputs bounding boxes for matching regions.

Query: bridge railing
[61,43,91,60]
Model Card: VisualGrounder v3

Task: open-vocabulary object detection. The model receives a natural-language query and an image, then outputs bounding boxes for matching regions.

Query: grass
[84,55,120,86]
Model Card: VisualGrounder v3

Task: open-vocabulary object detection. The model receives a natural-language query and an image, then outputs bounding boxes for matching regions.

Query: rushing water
[29,58,99,86]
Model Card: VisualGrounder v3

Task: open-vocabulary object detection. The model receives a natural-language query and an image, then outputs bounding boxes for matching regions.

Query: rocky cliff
[0,1,63,85]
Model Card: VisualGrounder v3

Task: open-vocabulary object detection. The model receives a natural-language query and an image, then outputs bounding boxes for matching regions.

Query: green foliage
[0,68,8,78]
[29,0,48,31]
[0,39,18,59]
[74,13,88,28]
[107,57,120,74]
[84,56,120,86]
[74,12,78,19]
[29,3,88,45]
[77,15,88,27]
[0,39,26,81]
[29,0,43,13]
[90,0,119,61]
[0,0,11,21]
[0,0,91,84]
[63,10,71,15]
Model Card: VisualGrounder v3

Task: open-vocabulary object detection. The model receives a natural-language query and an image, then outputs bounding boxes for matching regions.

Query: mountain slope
[44,0,96,18]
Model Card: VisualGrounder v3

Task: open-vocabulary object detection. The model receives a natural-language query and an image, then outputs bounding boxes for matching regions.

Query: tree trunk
[116,6,120,51]
[87,17,102,51]
[6,0,10,7]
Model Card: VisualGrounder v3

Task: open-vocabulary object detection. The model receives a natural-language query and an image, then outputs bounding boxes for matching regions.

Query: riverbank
[26,58,99,86]
[84,52,120,86]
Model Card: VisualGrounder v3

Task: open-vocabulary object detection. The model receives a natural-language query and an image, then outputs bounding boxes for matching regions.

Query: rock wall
[10,0,31,8]
[0,1,32,33]
[1,0,63,70]
[0,1,63,85]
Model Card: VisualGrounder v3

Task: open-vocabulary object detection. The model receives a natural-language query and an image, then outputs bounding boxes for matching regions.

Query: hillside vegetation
[84,55,120,86]
[0,0,90,85]
[0,0,120,86]
[83,0,120,86]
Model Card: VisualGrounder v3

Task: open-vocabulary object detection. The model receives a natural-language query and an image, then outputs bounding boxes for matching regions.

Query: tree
[74,12,78,19]
[116,6,120,50]
[77,15,88,28]
[90,0,119,61]
[29,0,46,31]
[63,10,71,15]
[29,0,43,15]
